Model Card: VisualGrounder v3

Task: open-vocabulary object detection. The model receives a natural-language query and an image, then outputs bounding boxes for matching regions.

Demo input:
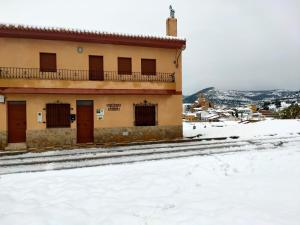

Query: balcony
[0,67,175,83]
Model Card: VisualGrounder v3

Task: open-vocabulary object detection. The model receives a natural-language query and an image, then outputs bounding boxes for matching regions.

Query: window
[40,53,57,72]
[141,59,156,75]
[46,104,70,128]
[118,57,132,75]
[134,105,156,126]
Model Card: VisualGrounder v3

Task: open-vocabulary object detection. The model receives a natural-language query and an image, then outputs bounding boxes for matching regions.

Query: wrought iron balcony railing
[0,67,175,83]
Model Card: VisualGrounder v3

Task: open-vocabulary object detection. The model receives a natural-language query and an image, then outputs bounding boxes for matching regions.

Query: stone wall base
[2,125,182,150]
[26,128,76,149]
[0,131,7,150]
[94,125,182,144]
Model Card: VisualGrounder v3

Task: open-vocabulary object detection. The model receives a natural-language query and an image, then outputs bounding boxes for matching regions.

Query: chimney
[166,5,177,37]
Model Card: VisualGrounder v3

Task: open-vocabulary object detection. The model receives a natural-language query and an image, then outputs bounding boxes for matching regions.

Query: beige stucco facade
[0,94,182,149]
[0,94,182,131]
[0,20,185,150]
[0,37,182,91]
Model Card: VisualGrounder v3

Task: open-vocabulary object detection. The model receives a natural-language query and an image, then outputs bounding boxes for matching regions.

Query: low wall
[26,128,76,149]
[2,125,182,150]
[0,131,7,149]
[94,125,182,143]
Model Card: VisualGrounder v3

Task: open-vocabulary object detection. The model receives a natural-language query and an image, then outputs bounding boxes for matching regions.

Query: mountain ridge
[183,87,300,106]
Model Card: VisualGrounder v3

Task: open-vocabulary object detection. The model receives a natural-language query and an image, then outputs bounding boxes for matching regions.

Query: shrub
[277,104,300,119]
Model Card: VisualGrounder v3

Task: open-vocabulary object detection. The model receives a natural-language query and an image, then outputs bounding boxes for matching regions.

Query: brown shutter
[118,57,132,75]
[40,53,57,72]
[46,104,70,128]
[141,59,156,75]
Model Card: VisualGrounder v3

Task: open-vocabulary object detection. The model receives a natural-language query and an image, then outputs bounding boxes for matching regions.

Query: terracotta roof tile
[0,23,186,49]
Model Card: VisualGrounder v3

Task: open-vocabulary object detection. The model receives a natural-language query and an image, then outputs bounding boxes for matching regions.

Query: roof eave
[0,28,186,49]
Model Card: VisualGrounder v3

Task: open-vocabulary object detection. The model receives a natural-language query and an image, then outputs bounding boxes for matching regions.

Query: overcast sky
[0,0,299,94]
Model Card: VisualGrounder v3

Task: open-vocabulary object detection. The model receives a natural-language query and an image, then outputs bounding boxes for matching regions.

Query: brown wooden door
[7,101,26,143]
[89,55,103,80]
[77,100,94,143]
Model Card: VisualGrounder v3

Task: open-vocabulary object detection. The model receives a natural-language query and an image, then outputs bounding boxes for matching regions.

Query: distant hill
[183,87,300,107]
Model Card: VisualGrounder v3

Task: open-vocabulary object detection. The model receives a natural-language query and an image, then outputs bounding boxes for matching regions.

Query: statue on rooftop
[169,5,175,18]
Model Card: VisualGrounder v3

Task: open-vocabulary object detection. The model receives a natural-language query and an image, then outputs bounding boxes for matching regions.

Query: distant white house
[182,103,193,113]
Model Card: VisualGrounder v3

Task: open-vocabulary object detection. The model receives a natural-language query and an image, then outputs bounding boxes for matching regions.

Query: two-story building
[0,14,186,150]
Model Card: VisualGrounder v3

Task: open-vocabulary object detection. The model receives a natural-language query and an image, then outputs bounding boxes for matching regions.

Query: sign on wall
[0,95,5,103]
[106,104,121,111]
[96,109,105,120]
[37,112,43,123]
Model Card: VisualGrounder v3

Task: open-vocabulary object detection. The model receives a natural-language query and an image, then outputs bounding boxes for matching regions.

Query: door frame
[76,100,94,143]
[7,101,27,143]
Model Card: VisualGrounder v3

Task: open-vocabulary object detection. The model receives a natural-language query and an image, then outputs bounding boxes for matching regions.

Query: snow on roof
[185,112,197,117]
[215,109,226,113]
[269,104,276,110]
[236,107,251,111]
[221,112,231,117]
[281,102,291,109]
[225,109,235,112]
[202,114,219,119]
[193,107,203,111]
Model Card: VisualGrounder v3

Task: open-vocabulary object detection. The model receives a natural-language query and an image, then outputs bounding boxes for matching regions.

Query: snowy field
[183,119,300,139]
[0,119,300,225]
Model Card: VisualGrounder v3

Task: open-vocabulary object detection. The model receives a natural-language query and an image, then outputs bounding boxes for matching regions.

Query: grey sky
[0,0,299,94]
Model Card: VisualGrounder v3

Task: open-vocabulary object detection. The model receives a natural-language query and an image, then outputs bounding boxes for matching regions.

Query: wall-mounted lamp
[77,47,83,53]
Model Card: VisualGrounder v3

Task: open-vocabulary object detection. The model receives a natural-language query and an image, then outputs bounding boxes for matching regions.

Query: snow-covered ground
[0,119,300,225]
[183,119,300,139]
[1,145,299,225]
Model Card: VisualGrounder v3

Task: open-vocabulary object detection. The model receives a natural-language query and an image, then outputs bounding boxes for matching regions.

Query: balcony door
[89,55,104,81]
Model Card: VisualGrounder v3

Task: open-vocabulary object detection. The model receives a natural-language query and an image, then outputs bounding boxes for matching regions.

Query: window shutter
[141,59,156,75]
[40,53,57,72]
[118,57,132,75]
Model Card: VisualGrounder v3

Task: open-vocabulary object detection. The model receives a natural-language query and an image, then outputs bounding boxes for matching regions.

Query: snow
[0,119,300,225]
[1,145,300,224]
[183,119,300,138]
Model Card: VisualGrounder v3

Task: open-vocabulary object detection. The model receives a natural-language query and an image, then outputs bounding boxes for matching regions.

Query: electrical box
[37,112,42,123]
[69,114,76,122]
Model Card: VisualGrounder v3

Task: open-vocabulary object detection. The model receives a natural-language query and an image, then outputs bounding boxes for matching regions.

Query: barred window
[46,104,70,128]
[135,105,156,126]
